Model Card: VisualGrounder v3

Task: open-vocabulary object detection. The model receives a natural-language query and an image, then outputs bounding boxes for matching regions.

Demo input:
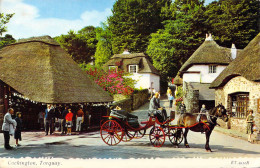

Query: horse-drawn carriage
[100,104,228,151]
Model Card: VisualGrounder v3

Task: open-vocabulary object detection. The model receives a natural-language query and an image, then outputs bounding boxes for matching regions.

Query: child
[14,112,22,146]
[65,108,73,135]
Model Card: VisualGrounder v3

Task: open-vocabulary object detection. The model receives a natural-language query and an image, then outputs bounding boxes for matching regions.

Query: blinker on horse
[177,104,228,152]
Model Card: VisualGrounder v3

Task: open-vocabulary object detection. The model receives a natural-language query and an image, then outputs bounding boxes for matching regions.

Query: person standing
[168,93,174,109]
[76,107,84,133]
[246,110,254,143]
[2,108,17,150]
[45,105,55,136]
[14,112,22,147]
[167,87,172,100]
[65,108,73,135]
[61,106,68,135]
[179,101,186,114]
[38,110,44,130]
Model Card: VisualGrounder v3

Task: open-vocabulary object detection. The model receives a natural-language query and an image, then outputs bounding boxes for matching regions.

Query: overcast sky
[1,0,215,39]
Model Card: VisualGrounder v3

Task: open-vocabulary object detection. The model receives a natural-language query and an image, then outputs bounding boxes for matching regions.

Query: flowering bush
[175,97,183,102]
[86,67,136,96]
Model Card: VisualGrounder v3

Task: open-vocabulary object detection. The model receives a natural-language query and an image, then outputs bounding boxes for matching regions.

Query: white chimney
[231,43,237,59]
[205,33,213,41]
[122,49,130,54]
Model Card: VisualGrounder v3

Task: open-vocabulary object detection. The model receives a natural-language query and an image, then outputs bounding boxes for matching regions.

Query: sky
[1,0,215,39]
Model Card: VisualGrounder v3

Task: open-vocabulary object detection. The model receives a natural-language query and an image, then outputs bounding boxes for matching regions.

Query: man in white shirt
[2,108,17,150]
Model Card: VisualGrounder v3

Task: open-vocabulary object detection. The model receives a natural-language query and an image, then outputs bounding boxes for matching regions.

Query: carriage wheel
[122,130,136,142]
[168,128,183,145]
[100,120,123,146]
[134,129,146,139]
[149,126,165,147]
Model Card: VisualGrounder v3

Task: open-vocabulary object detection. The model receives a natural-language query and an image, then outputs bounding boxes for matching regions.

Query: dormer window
[209,65,217,73]
[129,65,138,73]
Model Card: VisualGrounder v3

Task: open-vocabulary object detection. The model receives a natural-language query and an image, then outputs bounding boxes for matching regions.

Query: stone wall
[183,82,199,113]
[111,89,149,112]
[132,89,149,110]
[215,76,260,140]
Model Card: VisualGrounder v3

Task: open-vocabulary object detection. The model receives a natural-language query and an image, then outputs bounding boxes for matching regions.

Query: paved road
[0,99,259,160]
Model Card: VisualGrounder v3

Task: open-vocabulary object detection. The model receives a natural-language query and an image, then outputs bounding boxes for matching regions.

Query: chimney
[205,33,213,41]
[122,48,130,54]
[231,43,237,59]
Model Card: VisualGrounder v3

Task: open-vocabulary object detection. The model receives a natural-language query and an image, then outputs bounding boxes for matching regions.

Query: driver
[149,92,167,122]
[149,92,160,111]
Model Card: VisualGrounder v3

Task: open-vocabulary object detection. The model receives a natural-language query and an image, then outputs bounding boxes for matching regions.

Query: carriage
[100,108,186,147]
[100,104,228,151]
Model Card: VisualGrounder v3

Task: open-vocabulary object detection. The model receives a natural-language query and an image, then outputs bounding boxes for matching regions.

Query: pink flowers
[86,68,135,96]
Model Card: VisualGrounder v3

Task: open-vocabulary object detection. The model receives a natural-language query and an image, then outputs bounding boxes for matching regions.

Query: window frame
[128,65,138,73]
[209,65,217,73]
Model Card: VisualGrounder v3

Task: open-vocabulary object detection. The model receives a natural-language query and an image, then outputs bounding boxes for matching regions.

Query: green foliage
[94,22,113,66]
[204,0,259,48]
[108,0,171,54]
[0,13,14,36]
[147,0,206,79]
[55,26,98,64]
[0,34,16,49]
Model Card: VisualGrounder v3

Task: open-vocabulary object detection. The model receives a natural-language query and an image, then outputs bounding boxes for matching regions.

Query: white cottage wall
[129,73,160,92]
[183,65,227,83]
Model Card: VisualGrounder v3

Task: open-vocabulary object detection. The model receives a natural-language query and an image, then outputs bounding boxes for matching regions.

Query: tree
[0,13,14,36]
[108,0,171,54]
[55,26,98,64]
[94,22,113,66]
[0,34,16,49]
[204,0,259,49]
[147,0,206,78]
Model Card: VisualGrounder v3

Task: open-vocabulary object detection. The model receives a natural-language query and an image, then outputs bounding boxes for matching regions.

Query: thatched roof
[104,52,160,75]
[210,33,260,88]
[0,36,113,103]
[179,40,242,75]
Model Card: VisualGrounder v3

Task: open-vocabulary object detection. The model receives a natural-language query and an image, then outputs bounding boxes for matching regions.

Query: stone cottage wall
[183,82,199,113]
[215,76,260,140]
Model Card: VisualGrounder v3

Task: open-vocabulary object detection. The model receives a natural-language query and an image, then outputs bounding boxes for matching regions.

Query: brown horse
[177,104,228,152]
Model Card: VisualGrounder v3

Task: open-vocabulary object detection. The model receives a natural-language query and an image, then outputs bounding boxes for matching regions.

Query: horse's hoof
[206,149,212,152]
[185,145,190,148]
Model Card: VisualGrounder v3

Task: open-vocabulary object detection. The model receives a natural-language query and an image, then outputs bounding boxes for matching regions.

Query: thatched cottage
[0,36,113,128]
[210,33,260,141]
[104,50,160,93]
[178,34,242,112]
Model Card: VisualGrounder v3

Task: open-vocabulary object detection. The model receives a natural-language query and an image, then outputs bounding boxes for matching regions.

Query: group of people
[44,104,88,136]
[1,108,22,150]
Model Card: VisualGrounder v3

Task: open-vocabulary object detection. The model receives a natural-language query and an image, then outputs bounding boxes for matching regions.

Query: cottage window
[129,65,138,73]
[209,65,216,73]
[229,93,249,118]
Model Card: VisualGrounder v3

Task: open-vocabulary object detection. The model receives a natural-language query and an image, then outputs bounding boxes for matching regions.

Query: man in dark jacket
[61,106,68,135]
[45,105,55,135]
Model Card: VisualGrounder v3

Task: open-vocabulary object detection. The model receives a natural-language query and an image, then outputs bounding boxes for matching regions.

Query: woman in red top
[65,108,73,135]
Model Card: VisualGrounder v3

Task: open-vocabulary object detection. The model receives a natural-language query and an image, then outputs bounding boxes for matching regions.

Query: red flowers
[175,97,183,102]
[86,68,135,96]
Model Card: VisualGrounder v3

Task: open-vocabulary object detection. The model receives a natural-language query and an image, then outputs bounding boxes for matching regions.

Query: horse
[177,104,229,152]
